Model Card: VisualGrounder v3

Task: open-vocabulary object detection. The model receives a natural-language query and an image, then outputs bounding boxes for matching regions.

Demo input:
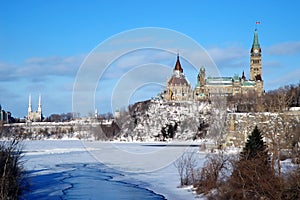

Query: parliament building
[163,28,264,101]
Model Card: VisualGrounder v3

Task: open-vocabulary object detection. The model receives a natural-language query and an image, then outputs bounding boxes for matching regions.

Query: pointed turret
[174,53,183,73]
[28,94,32,113]
[38,94,42,113]
[242,70,246,80]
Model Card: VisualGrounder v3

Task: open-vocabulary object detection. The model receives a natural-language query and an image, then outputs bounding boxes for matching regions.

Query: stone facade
[223,111,300,148]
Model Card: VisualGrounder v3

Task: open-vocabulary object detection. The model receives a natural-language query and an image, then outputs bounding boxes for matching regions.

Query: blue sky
[0,0,299,118]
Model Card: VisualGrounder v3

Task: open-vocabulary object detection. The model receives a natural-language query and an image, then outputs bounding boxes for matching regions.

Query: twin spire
[28,94,42,113]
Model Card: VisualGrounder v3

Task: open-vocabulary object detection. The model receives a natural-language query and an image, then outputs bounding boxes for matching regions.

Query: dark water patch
[61,163,165,200]
[24,163,165,200]
[23,170,72,200]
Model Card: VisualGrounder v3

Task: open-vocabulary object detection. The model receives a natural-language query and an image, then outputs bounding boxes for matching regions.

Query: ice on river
[22,140,204,200]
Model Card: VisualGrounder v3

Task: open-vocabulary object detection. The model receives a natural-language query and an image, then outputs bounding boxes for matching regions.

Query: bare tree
[91,125,105,140]
[209,96,227,141]
[174,151,197,186]
[195,151,234,194]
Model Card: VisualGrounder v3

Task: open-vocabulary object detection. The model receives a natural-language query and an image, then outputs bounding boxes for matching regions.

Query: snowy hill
[116,99,300,151]
[117,100,214,142]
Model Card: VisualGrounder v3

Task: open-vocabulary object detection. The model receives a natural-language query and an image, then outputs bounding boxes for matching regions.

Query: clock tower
[250,28,262,81]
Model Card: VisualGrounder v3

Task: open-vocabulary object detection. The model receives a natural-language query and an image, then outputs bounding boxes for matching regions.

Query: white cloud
[0,54,85,82]
[267,41,300,55]
[113,49,174,69]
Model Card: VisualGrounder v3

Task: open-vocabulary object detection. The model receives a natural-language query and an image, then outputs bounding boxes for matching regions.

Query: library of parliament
[163,28,264,101]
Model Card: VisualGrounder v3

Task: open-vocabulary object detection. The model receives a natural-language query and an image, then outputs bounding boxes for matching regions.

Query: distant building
[27,94,43,122]
[164,28,264,101]
[0,105,11,123]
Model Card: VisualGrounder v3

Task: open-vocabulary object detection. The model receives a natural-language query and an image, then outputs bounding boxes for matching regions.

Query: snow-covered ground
[22,140,207,199]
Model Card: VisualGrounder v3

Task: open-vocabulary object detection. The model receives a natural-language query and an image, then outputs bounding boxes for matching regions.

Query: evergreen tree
[240,125,268,162]
[221,126,281,200]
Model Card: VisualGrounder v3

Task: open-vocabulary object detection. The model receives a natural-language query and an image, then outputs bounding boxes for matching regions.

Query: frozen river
[22,140,203,199]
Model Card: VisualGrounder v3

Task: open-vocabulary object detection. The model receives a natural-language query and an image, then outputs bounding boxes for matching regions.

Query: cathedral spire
[174,53,183,73]
[28,94,32,113]
[38,94,42,113]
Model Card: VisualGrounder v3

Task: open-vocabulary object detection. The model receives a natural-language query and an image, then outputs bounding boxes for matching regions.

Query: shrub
[282,166,300,199]
[194,151,234,195]
[0,139,26,200]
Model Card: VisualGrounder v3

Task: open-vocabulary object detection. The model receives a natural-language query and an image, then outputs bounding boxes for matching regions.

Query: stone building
[27,94,43,122]
[163,54,193,101]
[164,28,264,101]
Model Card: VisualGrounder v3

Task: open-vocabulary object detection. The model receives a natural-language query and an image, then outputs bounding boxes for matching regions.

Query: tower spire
[28,94,32,113]
[252,28,260,49]
[174,53,183,73]
[38,94,42,113]
[242,70,246,80]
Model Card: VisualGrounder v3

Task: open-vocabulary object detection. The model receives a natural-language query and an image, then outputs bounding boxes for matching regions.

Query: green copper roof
[206,77,232,81]
[242,81,255,86]
[233,74,240,81]
[252,28,260,49]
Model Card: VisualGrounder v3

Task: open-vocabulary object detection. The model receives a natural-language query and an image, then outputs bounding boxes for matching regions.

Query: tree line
[227,83,300,112]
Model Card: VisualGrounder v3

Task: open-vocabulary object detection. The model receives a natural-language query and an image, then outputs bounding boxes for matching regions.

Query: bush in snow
[282,167,300,199]
[194,151,234,195]
[174,151,197,186]
[0,139,27,200]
